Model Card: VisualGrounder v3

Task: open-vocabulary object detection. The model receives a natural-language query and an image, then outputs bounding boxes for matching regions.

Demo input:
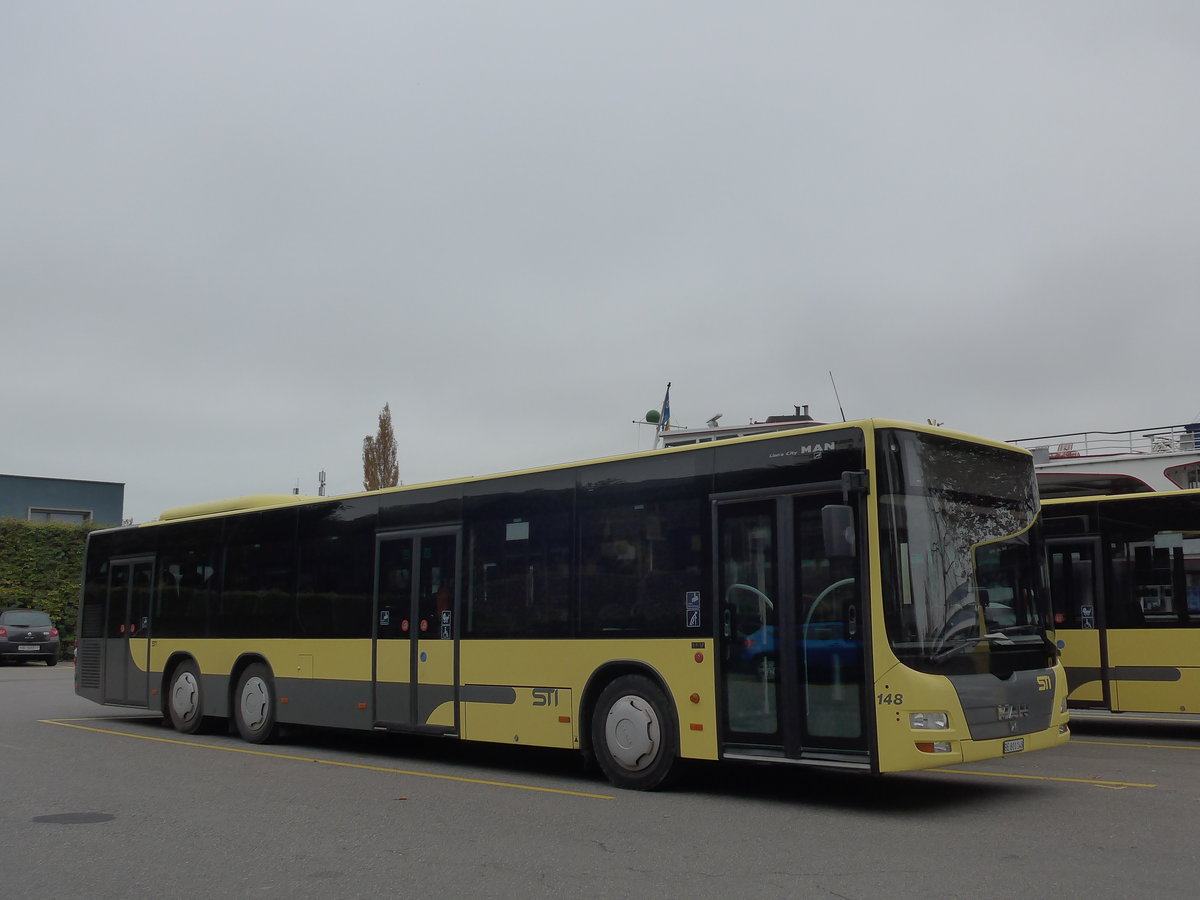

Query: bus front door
[717,492,868,763]
[1047,538,1108,709]
[373,530,460,733]
[102,557,153,707]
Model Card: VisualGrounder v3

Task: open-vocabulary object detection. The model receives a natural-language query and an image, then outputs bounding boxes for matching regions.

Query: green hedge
[0,519,94,656]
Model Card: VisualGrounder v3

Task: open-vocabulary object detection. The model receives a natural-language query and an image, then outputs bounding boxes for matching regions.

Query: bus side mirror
[822,505,857,558]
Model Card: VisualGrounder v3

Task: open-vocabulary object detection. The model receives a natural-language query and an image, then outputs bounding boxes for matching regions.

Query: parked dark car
[0,608,60,666]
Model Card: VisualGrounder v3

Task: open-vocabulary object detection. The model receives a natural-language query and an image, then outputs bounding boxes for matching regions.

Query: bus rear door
[103,557,153,707]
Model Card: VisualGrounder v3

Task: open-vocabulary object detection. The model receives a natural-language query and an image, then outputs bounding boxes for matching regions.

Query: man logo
[996,704,1029,721]
[1037,675,1052,692]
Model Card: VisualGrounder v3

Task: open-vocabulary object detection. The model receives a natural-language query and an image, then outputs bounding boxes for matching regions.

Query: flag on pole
[658,382,671,433]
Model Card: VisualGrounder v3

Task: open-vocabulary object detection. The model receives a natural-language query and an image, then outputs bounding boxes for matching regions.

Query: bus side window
[466,508,571,637]
[578,496,704,636]
[1114,539,1187,625]
[1049,548,1098,630]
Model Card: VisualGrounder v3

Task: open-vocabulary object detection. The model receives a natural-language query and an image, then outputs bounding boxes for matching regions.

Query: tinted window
[297,502,374,639]
[156,520,221,639]
[578,492,705,636]
[218,510,297,638]
[1100,497,1200,626]
[465,489,571,637]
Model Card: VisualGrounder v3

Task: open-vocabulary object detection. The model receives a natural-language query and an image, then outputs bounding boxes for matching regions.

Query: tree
[0,519,94,656]
[362,403,400,491]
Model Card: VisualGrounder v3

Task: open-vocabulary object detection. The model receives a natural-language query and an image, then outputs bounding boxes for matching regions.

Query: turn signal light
[915,741,952,753]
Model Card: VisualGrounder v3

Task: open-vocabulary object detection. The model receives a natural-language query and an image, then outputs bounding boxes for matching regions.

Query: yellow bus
[75,419,1068,789]
[1043,489,1200,714]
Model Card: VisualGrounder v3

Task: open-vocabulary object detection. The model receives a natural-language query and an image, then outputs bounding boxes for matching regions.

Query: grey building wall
[0,474,125,525]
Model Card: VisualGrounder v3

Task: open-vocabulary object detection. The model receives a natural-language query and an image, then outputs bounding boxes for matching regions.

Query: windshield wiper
[930,637,981,663]
[930,632,1015,663]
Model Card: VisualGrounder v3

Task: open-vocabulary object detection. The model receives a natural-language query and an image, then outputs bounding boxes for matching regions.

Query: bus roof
[142,417,1026,527]
[1042,486,1200,506]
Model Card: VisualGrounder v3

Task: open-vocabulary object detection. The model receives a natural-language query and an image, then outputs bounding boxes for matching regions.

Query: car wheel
[591,674,679,791]
[234,663,278,744]
[46,655,58,667]
[168,660,207,734]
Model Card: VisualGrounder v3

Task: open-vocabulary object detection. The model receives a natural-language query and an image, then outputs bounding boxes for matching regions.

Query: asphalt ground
[3,662,1198,899]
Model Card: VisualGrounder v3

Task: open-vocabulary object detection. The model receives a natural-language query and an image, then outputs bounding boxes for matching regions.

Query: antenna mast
[828,371,847,422]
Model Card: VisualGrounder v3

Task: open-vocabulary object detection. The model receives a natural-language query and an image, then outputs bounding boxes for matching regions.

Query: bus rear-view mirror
[822,504,857,558]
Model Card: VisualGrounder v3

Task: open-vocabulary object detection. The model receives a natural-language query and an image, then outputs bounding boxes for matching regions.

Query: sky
[5,2,1200,525]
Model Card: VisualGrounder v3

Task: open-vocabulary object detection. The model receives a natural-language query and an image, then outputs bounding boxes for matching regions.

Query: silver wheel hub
[604,695,661,772]
[171,671,200,722]
[239,676,270,730]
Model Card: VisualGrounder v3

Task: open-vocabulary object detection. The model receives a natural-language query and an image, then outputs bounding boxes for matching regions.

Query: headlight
[909,712,949,730]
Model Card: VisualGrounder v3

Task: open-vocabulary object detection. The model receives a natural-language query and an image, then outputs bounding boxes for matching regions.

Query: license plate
[1003,738,1025,754]
[19,645,39,651]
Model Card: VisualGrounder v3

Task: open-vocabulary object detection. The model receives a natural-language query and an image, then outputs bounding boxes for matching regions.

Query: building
[0,474,125,525]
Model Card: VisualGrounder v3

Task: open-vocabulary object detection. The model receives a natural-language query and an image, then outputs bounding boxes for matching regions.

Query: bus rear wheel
[168,660,206,734]
[234,663,278,744]
[591,674,679,791]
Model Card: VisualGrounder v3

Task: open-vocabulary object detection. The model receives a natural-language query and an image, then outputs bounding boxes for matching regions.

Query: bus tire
[591,674,679,791]
[234,663,278,744]
[168,660,206,735]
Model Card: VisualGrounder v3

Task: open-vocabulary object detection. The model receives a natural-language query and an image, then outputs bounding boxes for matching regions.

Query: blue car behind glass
[739,621,860,683]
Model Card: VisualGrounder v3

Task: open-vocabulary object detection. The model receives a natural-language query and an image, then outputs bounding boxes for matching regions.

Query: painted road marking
[41,718,614,800]
[1072,738,1200,752]
[1069,713,1200,724]
[933,768,1156,789]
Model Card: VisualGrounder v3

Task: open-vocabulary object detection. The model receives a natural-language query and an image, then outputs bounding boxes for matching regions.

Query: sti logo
[1036,675,1052,692]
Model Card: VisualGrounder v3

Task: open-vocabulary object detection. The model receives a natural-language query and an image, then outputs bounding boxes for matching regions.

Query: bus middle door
[373,529,460,733]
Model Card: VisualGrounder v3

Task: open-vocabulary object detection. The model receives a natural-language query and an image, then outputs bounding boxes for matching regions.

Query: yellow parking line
[1073,738,1200,752]
[41,718,614,800]
[1070,713,1200,724]
[933,768,1156,789]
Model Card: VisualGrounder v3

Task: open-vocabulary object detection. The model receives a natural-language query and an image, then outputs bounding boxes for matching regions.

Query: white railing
[1011,424,1200,458]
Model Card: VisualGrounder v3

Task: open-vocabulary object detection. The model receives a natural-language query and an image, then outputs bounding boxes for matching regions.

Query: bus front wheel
[234,663,278,744]
[591,674,679,791]
[168,660,206,735]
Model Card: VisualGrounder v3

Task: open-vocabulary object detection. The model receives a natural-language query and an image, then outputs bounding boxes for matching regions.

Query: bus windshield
[877,429,1053,675]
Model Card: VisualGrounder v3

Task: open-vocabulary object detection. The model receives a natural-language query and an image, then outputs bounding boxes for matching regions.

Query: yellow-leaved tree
[362,403,400,491]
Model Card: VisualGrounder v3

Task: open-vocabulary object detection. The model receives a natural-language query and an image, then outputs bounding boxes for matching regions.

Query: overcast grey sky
[5,2,1199,524]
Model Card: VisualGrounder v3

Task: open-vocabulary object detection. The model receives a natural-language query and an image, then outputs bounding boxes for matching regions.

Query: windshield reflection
[877,430,1052,674]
